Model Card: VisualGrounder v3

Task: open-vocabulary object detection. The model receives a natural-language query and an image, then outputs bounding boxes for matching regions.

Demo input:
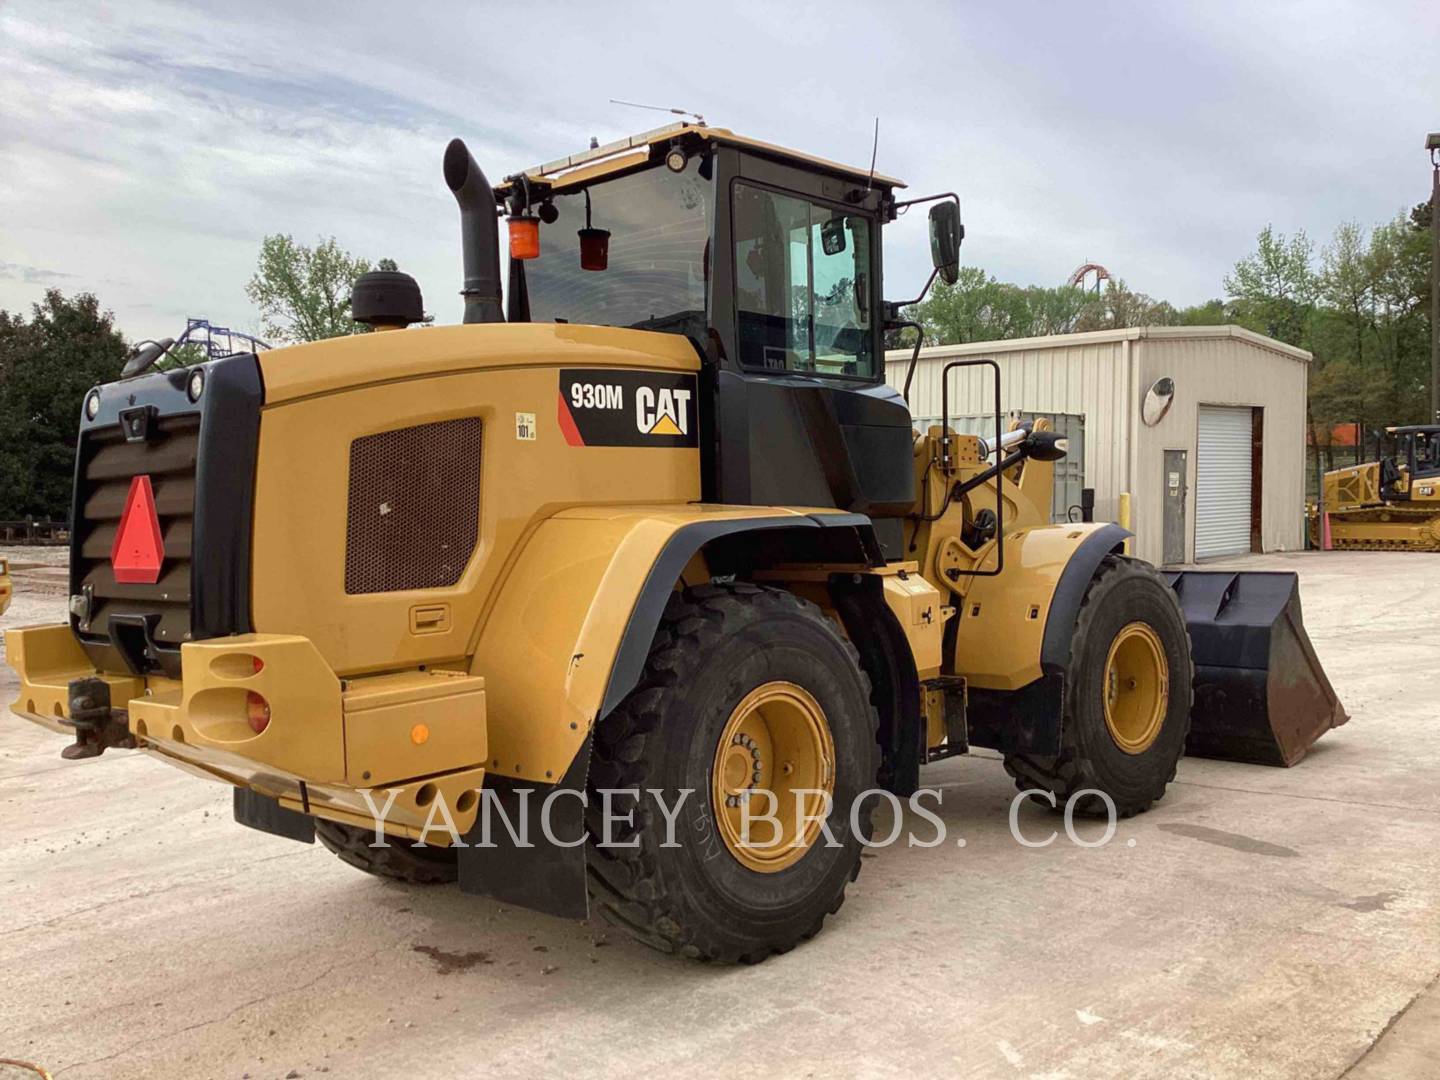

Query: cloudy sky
[2,0,1438,342]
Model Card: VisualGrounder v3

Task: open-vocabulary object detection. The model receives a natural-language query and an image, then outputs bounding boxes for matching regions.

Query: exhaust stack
[444,138,504,324]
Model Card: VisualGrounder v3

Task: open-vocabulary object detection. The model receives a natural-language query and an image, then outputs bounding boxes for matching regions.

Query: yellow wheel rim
[711,681,835,873]
[1102,622,1169,755]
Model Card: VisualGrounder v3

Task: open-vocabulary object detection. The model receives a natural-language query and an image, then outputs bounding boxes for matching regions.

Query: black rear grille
[68,355,263,680]
[73,415,199,652]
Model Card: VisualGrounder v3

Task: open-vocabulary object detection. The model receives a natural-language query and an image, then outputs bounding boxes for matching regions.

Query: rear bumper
[6,623,487,840]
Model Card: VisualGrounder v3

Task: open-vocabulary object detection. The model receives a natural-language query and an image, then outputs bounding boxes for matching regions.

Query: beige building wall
[1131,331,1308,562]
[886,326,1311,565]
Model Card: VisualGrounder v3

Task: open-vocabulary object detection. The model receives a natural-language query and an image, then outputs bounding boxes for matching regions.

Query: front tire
[1004,555,1193,818]
[586,583,881,962]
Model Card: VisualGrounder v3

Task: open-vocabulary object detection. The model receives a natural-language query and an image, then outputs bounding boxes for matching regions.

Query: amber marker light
[508,215,540,259]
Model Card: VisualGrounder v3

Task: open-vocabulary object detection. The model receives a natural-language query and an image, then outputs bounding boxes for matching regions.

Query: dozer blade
[1162,571,1347,767]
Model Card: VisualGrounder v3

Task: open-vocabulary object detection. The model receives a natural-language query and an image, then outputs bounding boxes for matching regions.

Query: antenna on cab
[610,99,706,126]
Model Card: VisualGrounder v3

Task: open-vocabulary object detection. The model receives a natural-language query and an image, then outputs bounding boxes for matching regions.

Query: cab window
[732,182,874,378]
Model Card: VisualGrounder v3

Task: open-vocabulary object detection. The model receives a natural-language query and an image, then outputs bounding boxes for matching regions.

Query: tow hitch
[60,677,136,760]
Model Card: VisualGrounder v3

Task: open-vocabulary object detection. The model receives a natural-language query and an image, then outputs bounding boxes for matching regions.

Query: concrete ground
[1,547,1437,1079]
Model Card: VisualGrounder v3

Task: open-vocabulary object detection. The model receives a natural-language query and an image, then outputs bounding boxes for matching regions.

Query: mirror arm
[885,191,963,309]
[892,190,961,213]
[887,265,941,313]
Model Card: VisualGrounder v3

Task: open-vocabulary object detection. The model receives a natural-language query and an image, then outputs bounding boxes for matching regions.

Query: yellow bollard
[1118,491,1132,555]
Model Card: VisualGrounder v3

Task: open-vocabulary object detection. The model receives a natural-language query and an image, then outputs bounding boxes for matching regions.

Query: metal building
[888,325,1311,566]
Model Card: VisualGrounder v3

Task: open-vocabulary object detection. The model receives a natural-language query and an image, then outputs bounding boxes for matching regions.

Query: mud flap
[456,736,592,919]
[1164,571,1347,767]
[234,788,315,844]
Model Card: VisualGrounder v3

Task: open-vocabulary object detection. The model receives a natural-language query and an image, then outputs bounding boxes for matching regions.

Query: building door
[1195,405,1254,559]
[1162,449,1187,565]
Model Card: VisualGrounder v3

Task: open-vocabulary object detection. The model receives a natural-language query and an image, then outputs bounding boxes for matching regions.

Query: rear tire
[1004,555,1193,818]
[586,583,881,963]
[314,819,458,885]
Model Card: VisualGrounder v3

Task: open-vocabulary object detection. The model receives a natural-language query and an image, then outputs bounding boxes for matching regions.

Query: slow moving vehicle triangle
[111,474,164,584]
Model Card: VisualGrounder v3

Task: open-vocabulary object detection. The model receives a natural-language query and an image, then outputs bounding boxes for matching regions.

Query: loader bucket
[1162,570,1347,767]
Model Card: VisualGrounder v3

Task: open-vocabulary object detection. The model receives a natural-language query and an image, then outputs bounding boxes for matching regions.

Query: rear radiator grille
[73,415,200,647]
[345,418,482,594]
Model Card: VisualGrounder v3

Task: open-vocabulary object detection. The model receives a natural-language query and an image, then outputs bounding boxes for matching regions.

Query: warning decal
[557,369,699,448]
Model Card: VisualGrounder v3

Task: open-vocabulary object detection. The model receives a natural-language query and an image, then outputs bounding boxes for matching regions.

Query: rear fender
[468,506,881,786]
[459,504,879,917]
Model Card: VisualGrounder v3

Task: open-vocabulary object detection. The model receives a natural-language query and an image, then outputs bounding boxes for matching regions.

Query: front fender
[953,522,1131,692]
[956,522,1130,756]
[468,505,879,784]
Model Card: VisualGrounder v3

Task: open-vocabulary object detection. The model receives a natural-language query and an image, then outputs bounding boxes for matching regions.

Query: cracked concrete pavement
[1,548,1438,1078]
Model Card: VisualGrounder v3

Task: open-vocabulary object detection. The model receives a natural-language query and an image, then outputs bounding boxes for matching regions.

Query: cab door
[705,148,915,556]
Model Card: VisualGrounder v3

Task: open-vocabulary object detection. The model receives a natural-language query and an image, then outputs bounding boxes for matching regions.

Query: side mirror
[928,201,963,285]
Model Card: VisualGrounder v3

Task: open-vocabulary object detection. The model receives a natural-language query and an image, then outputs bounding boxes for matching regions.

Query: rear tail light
[246,691,271,734]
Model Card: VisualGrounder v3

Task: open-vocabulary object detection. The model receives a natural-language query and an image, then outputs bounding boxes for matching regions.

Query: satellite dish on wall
[1142,377,1175,427]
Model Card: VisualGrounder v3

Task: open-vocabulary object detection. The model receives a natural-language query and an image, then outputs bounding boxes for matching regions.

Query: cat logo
[636,386,691,437]
[557,369,699,448]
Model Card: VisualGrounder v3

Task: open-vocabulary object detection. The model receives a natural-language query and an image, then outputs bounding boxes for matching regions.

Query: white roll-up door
[1195,406,1253,559]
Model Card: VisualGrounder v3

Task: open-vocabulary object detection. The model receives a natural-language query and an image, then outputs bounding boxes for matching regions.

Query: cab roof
[497,122,906,194]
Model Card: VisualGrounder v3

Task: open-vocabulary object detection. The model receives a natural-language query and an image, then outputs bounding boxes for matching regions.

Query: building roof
[499,122,906,193]
[886,324,1313,364]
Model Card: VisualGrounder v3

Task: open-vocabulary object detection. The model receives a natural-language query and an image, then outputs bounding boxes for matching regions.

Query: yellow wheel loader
[1309,425,1440,550]
[5,124,1345,961]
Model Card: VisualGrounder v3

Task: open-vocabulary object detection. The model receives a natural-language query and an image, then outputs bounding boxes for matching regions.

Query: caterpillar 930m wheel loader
[5,123,1345,962]
[1309,425,1440,550]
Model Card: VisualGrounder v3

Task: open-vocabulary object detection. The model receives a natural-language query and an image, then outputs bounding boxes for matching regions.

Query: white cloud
[0,0,1437,340]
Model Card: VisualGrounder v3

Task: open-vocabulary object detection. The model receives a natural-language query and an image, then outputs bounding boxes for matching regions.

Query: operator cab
[494,124,962,557]
[1383,424,1440,497]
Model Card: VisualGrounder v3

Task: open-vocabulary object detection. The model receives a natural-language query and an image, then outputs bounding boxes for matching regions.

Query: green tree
[1073,278,1177,332]
[0,290,127,519]
[910,269,1182,345]
[245,234,372,343]
[910,269,1092,344]
[1310,221,1372,427]
[1364,212,1431,422]
[1223,225,1318,347]
[1173,298,1227,325]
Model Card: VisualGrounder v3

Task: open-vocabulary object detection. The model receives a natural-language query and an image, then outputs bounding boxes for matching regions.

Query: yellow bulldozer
[6,123,1345,961]
[1310,424,1440,550]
